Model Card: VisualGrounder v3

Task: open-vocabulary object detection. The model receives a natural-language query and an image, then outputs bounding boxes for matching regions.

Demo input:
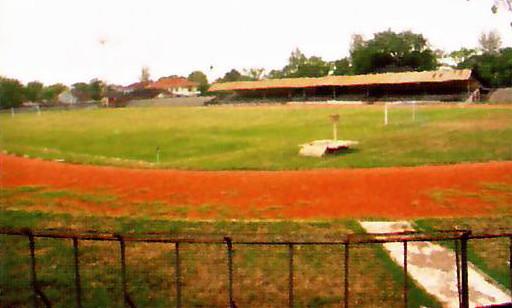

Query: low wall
[127,97,215,107]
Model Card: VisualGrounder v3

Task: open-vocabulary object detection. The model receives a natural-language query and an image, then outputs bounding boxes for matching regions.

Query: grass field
[2,104,512,170]
[2,104,512,306]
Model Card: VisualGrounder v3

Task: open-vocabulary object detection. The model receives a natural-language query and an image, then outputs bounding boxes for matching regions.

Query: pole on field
[11,107,14,118]
[156,146,160,164]
[329,114,340,141]
[412,101,416,122]
[384,103,388,125]
[36,105,41,116]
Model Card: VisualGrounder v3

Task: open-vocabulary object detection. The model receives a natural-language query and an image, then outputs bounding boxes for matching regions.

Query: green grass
[2,105,512,170]
[0,209,442,307]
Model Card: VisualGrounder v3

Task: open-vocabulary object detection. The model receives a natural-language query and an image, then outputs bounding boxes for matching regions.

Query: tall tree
[188,70,209,95]
[0,77,25,108]
[24,81,44,102]
[350,30,438,74]
[88,79,105,101]
[479,31,502,54]
[140,66,151,82]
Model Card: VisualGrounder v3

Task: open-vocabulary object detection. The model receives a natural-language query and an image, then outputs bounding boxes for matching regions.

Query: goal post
[384,101,418,125]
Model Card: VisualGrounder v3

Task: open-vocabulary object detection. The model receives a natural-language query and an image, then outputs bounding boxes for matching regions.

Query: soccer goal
[383,101,418,125]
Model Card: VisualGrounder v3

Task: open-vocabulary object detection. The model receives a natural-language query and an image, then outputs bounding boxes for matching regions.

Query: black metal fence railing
[1,227,511,308]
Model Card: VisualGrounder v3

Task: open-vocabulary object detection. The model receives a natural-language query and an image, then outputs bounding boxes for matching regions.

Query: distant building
[147,77,200,97]
[58,90,78,104]
[120,81,152,94]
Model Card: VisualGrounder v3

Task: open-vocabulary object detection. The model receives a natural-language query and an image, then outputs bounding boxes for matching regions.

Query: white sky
[1,0,512,86]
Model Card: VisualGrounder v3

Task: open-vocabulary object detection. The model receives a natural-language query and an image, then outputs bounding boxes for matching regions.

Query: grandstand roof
[208,69,474,92]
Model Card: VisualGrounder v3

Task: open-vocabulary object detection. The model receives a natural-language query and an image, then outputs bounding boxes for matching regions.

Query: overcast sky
[1,0,512,86]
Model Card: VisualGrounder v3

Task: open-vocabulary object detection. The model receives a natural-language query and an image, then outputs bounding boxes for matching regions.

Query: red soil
[2,154,512,219]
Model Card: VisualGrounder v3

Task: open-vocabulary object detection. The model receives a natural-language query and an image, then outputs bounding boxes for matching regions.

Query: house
[120,81,152,94]
[58,90,78,104]
[147,77,200,97]
[208,69,482,102]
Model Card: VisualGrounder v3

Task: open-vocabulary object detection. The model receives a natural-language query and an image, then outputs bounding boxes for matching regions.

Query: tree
[140,66,151,82]
[41,83,67,103]
[269,48,331,78]
[294,56,331,77]
[0,77,25,108]
[243,68,265,81]
[88,79,105,101]
[333,58,353,75]
[479,31,502,54]
[217,69,254,82]
[350,30,438,74]
[449,48,478,66]
[188,70,209,95]
[459,47,512,87]
[24,81,44,102]
[72,82,91,102]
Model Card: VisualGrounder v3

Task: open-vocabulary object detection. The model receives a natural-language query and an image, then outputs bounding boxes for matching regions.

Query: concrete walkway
[359,221,510,308]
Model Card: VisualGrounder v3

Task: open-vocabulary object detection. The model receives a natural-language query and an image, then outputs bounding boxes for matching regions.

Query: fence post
[26,230,51,307]
[403,241,408,308]
[117,235,135,308]
[460,232,470,308]
[175,242,182,308]
[72,238,82,308]
[344,241,350,308]
[224,237,234,308]
[288,244,294,308]
[455,239,462,307]
[509,237,512,301]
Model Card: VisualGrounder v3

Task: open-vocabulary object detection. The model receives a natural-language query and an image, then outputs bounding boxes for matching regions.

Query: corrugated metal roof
[208,69,473,92]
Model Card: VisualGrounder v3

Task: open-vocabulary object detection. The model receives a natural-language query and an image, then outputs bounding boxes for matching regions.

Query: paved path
[360,221,510,308]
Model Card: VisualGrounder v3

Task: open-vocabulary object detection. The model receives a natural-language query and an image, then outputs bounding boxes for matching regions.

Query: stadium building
[208,69,482,103]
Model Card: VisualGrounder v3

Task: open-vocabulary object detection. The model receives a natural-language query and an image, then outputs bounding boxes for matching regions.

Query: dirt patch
[2,154,512,219]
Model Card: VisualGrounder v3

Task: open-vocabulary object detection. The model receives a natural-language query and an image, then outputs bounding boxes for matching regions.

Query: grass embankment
[1,105,512,170]
[0,208,440,307]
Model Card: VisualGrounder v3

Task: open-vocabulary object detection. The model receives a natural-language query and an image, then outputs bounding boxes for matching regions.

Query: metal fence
[1,227,511,308]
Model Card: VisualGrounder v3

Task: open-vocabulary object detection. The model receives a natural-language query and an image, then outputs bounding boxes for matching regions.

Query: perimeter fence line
[1,227,512,308]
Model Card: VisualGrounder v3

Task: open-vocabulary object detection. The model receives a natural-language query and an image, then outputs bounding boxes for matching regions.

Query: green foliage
[217,69,254,82]
[72,79,105,102]
[459,47,512,87]
[41,83,67,103]
[24,81,44,102]
[268,48,331,78]
[449,48,478,66]
[350,30,438,74]
[187,70,209,95]
[0,77,25,108]
[333,58,353,75]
